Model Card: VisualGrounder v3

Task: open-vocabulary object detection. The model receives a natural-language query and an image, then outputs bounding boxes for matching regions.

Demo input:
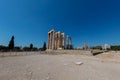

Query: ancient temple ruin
[48,29,72,50]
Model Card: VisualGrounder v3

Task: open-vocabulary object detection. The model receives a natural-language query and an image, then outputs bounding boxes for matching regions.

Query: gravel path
[0,53,120,80]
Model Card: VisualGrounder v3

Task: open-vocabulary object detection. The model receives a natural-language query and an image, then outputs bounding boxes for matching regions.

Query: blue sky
[0,0,120,48]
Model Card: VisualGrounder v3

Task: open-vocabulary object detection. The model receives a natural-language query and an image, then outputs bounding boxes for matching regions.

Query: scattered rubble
[75,62,83,65]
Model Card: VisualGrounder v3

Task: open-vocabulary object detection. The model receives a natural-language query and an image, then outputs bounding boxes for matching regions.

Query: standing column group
[48,29,72,50]
[48,30,55,49]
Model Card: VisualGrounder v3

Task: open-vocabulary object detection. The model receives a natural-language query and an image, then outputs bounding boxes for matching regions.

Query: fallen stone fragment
[75,62,83,65]
[63,63,68,65]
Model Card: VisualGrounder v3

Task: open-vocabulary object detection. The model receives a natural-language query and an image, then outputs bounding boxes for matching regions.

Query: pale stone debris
[75,61,83,65]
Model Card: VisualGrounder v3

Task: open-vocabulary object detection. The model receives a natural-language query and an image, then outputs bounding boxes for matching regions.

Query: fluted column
[64,36,66,49]
[50,33,52,49]
[62,37,64,48]
[69,36,72,49]
[66,35,69,49]
[51,30,55,49]
[48,33,50,49]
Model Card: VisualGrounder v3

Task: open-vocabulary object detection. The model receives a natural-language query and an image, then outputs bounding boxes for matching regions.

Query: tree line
[0,36,47,52]
[92,45,120,51]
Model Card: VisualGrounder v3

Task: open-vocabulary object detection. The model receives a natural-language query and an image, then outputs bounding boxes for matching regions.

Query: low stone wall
[46,50,93,56]
[0,50,94,57]
[0,51,43,57]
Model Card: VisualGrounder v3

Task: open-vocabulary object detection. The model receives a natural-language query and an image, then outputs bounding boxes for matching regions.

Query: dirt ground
[0,51,120,80]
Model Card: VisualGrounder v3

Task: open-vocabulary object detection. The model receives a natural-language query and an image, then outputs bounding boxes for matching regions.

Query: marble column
[69,36,72,49]
[48,33,50,49]
[50,32,52,49]
[61,33,65,48]
[51,30,55,49]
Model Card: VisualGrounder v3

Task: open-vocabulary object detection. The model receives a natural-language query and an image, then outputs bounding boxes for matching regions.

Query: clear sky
[0,0,120,48]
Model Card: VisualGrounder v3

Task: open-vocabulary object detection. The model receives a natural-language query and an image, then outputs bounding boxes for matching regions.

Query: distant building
[102,44,111,50]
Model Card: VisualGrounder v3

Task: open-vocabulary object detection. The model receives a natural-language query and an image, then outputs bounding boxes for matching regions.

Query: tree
[92,46,102,50]
[42,42,47,51]
[0,45,8,52]
[8,36,15,50]
[32,47,38,51]
[30,43,33,50]
[111,45,120,51]
[23,46,30,51]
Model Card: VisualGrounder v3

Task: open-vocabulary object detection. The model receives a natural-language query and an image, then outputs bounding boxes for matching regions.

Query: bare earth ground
[0,51,120,80]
